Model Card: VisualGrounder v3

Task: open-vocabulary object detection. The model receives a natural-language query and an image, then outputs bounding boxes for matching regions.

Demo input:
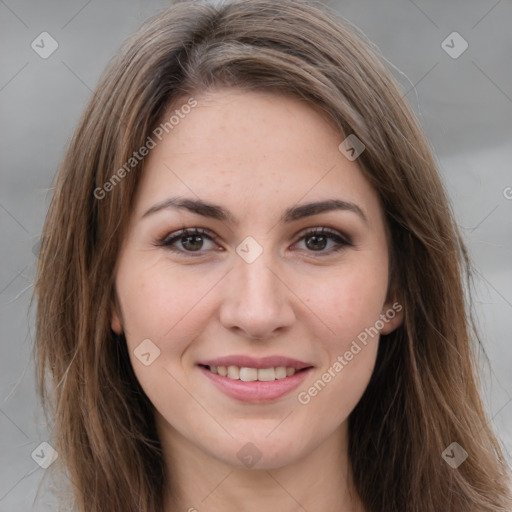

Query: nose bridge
[219,241,295,338]
[234,242,282,308]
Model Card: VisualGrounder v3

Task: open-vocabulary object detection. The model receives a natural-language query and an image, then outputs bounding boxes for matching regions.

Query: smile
[197,356,314,402]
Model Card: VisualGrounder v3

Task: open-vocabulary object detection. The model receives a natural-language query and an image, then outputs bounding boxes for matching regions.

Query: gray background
[1,0,511,510]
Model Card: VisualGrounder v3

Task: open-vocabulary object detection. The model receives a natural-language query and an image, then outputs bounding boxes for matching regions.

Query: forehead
[153,88,340,171]
[133,88,382,226]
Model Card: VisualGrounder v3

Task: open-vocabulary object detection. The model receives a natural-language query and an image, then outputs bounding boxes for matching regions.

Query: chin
[210,431,308,471]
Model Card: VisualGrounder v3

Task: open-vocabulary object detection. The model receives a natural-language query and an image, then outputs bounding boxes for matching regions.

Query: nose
[219,248,296,340]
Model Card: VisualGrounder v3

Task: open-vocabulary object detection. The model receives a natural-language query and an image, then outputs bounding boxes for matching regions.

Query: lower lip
[198,366,313,403]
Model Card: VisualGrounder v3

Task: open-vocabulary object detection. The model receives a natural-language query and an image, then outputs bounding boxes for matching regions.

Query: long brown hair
[34,1,512,510]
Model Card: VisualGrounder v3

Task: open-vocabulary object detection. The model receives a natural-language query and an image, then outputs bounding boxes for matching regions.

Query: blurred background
[1,0,511,509]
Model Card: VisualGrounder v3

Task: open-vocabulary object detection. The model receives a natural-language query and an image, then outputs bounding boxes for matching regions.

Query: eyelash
[156,227,352,257]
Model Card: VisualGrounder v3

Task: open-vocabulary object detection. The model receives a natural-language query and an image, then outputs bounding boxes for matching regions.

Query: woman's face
[111,88,402,470]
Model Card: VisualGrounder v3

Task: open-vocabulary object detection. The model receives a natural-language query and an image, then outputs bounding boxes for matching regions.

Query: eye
[157,228,219,255]
[292,227,352,255]
[156,226,352,257]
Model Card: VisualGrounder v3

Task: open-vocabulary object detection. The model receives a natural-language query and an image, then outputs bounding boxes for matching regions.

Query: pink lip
[198,355,312,370]
[198,365,313,403]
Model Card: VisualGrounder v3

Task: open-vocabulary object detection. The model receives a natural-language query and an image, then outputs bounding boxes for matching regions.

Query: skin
[111,88,403,512]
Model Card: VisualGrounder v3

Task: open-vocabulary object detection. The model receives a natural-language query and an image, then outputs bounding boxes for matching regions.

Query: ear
[111,297,123,335]
[379,299,404,335]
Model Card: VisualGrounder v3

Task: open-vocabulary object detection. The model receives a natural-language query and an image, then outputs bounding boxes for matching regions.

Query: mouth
[197,356,314,402]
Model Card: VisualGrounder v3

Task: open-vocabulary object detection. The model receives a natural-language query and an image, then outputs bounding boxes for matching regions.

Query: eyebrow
[142,197,367,225]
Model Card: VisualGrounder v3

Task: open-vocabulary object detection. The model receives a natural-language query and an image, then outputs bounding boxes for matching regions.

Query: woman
[34,0,512,510]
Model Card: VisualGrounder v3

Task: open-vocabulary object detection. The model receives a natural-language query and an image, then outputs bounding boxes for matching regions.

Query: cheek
[117,260,218,347]
[305,259,388,342]
[116,261,216,403]
[296,271,383,422]
[294,258,386,411]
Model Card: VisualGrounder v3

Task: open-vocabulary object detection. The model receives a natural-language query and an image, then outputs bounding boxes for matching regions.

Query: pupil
[183,235,203,251]
[306,235,327,251]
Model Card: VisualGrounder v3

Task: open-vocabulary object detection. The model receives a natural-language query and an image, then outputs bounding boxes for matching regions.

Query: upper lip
[198,355,313,370]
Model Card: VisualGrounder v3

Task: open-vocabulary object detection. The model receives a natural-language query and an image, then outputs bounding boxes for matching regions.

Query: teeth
[207,365,299,381]
[227,365,240,379]
[239,367,258,382]
[275,366,287,379]
[257,367,275,381]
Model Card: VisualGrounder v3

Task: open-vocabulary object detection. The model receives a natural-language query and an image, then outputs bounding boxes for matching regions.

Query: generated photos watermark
[442,442,468,469]
[93,97,197,200]
[297,301,403,404]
